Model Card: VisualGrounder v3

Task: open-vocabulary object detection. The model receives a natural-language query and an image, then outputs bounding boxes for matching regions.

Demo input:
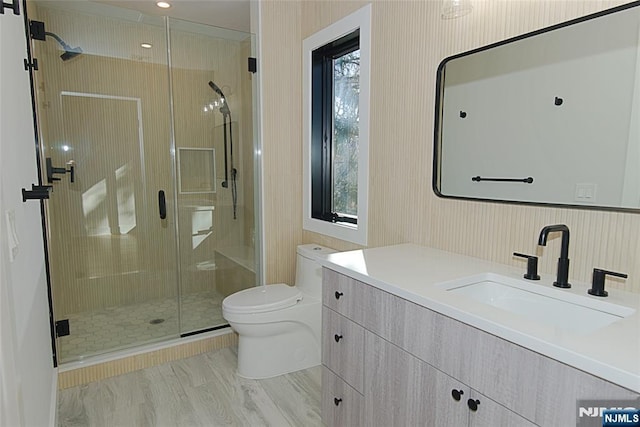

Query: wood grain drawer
[321,366,364,427]
[322,268,369,324]
[322,306,365,392]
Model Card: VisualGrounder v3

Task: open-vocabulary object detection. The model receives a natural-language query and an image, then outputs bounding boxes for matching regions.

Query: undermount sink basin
[438,273,635,334]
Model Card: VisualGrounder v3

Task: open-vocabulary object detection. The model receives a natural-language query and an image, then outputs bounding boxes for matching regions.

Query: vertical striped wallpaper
[261,0,640,294]
[260,1,305,285]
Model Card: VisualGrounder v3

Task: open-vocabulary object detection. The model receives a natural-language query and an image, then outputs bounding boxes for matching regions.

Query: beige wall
[261,0,640,294]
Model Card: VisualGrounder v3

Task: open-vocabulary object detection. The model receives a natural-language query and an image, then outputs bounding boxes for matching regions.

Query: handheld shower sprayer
[208,81,237,220]
[208,81,230,116]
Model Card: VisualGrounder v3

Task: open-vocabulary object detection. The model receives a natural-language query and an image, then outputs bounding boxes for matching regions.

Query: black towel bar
[471,176,533,184]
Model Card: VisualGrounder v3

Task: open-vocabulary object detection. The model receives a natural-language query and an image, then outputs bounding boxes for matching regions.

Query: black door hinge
[55,319,70,337]
[0,0,20,15]
[24,58,38,71]
[22,184,52,202]
[248,57,257,74]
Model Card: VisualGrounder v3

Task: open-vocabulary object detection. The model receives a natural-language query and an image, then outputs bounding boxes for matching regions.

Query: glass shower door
[29,1,181,363]
[169,18,257,334]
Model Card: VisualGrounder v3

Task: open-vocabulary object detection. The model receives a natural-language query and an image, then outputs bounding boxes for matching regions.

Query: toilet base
[235,322,320,379]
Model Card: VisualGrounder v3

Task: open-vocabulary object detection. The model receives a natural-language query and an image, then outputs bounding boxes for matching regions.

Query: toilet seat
[222,284,303,315]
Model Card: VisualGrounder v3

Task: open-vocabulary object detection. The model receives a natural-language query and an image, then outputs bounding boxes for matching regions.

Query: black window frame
[310,29,360,225]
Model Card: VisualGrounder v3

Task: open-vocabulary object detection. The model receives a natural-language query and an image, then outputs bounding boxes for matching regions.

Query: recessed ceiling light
[156,1,171,8]
[141,43,153,49]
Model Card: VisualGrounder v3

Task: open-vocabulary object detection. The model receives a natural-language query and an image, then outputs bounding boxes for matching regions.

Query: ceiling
[97,0,251,32]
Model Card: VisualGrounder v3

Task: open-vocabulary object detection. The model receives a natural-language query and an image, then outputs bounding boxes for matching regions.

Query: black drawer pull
[467,398,480,411]
[334,397,342,406]
[451,389,464,401]
[334,334,343,342]
[335,291,344,299]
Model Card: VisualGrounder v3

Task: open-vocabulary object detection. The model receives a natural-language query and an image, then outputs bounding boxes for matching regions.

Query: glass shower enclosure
[27,1,258,364]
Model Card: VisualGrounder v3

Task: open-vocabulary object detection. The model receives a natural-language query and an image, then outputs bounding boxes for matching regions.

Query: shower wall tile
[261,0,640,294]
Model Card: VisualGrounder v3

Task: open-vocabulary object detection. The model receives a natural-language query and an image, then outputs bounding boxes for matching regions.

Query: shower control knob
[334,334,343,342]
[335,291,344,300]
[451,389,464,401]
[334,398,342,406]
[467,399,480,412]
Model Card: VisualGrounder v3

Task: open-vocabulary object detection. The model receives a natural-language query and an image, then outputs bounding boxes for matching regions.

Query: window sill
[303,216,366,246]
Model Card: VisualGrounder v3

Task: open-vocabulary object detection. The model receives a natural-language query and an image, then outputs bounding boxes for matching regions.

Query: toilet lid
[222,284,303,314]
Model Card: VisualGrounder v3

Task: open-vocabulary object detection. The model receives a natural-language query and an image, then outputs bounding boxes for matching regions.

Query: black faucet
[538,224,571,288]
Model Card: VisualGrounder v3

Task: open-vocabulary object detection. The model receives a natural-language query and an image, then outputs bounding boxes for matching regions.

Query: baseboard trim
[57,330,237,389]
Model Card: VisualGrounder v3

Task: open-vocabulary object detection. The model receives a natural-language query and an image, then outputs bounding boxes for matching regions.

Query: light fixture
[141,43,152,49]
[441,0,473,19]
[156,1,171,9]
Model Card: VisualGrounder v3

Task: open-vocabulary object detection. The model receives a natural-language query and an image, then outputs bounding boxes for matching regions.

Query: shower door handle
[46,157,75,183]
[66,160,75,183]
[158,190,167,219]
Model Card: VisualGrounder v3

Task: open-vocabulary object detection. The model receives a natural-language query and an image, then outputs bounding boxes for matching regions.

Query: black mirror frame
[432,0,640,214]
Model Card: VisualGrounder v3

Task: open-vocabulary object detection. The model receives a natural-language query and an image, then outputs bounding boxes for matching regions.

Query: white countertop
[320,243,640,393]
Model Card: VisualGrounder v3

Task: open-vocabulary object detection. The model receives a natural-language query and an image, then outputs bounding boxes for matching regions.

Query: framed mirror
[434,1,640,212]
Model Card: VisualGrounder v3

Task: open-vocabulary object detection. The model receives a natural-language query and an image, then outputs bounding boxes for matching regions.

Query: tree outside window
[332,49,359,217]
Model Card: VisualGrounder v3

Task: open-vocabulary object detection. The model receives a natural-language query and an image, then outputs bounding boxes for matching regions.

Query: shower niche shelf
[178,147,216,194]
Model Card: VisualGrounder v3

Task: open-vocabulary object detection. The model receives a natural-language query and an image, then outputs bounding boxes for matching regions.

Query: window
[303,5,370,245]
[311,32,360,225]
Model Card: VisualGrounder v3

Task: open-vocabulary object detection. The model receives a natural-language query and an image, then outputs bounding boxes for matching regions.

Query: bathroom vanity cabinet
[321,268,639,426]
[365,331,533,426]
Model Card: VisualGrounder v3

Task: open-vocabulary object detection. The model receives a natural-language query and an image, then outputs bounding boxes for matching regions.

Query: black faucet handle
[588,268,628,297]
[513,252,541,280]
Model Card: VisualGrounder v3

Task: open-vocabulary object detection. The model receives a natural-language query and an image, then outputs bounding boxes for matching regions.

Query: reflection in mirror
[434,2,640,211]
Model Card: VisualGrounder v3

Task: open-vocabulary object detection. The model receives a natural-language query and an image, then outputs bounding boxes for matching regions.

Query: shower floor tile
[57,290,227,363]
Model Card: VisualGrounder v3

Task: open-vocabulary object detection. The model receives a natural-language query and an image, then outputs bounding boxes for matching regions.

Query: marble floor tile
[57,347,322,427]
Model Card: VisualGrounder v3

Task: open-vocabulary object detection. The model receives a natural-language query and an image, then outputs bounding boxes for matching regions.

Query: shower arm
[44,31,71,50]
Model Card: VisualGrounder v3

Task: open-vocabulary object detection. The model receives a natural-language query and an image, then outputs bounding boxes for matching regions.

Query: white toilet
[222,244,336,379]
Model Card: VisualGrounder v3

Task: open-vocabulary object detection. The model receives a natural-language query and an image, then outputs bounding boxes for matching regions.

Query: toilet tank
[295,244,336,299]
